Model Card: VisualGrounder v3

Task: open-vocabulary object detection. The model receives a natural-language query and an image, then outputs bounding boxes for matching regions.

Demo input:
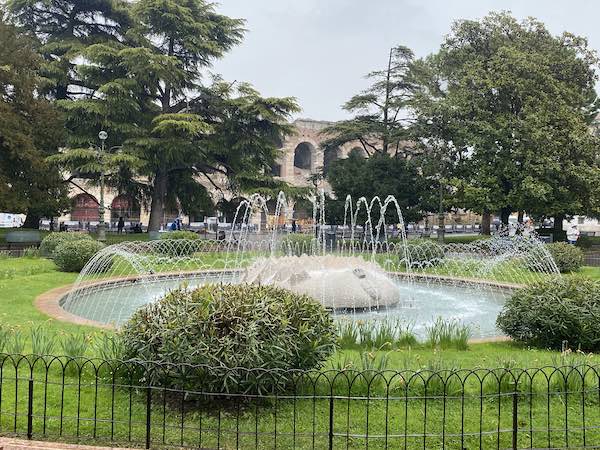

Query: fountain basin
[56,270,511,339]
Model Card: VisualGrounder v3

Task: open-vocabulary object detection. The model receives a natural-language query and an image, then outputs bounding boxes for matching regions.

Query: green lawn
[0,257,80,331]
[1,256,600,448]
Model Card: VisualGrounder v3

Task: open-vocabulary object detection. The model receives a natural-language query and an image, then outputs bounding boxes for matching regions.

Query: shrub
[575,235,597,250]
[280,233,315,256]
[497,278,600,351]
[546,242,584,273]
[120,283,337,394]
[53,239,106,272]
[39,232,92,258]
[405,240,445,268]
[160,230,200,241]
[158,230,200,256]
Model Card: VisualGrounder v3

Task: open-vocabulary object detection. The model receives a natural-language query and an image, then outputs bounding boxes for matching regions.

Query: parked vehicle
[0,213,24,228]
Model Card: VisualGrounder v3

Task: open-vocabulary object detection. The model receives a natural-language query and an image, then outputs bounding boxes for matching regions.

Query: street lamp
[97,130,108,242]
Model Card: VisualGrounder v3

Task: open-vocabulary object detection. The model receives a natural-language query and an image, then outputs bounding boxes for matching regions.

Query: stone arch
[110,195,140,222]
[71,193,99,222]
[323,146,342,175]
[293,142,315,171]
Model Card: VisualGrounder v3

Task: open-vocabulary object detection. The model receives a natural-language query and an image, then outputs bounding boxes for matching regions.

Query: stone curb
[35,284,113,329]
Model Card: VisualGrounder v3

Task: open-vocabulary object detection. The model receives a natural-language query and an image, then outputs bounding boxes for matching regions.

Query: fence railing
[1,354,600,449]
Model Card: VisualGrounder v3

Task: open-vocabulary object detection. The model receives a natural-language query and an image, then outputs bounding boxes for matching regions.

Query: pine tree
[321,46,418,157]
[6,0,132,100]
[39,0,299,230]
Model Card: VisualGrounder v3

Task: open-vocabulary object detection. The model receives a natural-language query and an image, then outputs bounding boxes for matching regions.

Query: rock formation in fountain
[241,255,400,310]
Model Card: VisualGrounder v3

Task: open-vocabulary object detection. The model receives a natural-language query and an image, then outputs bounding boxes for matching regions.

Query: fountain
[59,192,561,338]
[241,255,400,310]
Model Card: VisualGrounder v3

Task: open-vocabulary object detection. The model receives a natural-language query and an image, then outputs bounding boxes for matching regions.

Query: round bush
[405,240,445,268]
[120,283,337,394]
[497,278,600,351]
[39,232,92,258]
[53,239,106,272]
[546,242,584,273]
[160,230,200,241]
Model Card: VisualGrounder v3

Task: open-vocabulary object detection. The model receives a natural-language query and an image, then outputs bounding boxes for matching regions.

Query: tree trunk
[553,214,565,241]
[481,211,491,235]
[382,48,392,155]
[23,213,40,229]
[554,214,565,232]
[148,169,168,232]
[500,207,511,225]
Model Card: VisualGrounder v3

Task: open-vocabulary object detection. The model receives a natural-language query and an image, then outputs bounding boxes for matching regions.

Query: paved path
[0,437,135,449]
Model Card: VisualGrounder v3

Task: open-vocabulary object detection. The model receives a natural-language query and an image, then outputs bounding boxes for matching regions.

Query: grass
[573,265,600,280]
[429,234,490,244]
[2,256,600,448]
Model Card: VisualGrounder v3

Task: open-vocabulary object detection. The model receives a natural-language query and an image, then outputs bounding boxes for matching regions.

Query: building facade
[62,118,479,230]
[63,119,368,229]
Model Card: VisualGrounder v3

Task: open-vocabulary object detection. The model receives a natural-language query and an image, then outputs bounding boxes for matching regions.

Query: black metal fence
[2,354,600,449]
[584,251,600,267]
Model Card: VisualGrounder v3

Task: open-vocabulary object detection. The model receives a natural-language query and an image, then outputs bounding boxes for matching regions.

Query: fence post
[512,390,518,450]
[145,386,152,449]
[27,377,34,440]
[328,393,334,450]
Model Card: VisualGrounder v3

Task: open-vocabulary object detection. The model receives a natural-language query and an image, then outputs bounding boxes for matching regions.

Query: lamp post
[97,130,108,242]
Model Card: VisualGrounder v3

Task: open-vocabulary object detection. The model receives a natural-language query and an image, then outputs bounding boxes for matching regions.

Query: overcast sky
[212,0,600,121]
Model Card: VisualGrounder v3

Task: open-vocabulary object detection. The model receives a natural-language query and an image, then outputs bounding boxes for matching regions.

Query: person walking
[291,220,297,233]
[567,225,580,245]
[117,216,125,234]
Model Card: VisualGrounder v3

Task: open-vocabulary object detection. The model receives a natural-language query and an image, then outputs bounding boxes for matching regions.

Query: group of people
[169,218,183,231]
[114,215,583,243]
[116,217,143,234]
[497,219,581,245]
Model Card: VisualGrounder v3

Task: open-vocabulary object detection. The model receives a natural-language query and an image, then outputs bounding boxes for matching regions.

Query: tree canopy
[325,152,431,225]
[8,0,300,230]
[412,12,600,232]
[0,18,69,226]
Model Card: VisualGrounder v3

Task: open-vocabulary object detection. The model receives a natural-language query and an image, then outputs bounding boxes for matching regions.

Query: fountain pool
[61,270,509,339]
